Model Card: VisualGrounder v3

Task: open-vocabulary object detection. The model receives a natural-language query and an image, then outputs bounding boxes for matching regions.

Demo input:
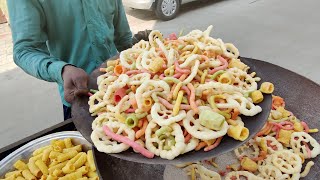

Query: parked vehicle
[123,0,195,21]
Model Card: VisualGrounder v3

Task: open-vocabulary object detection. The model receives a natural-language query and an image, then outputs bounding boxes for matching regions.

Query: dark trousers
[63,105,72,120]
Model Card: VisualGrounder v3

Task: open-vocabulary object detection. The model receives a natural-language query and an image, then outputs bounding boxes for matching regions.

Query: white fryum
[135,80,170,111]
[103,74,129,104]
[91,121,135,153]
[128,72,151,86]
[132,40,150,50]
[88,91,108,114]
[214,93,262,116]
[120,48,144,69]
[181,137,199,154]
[151,103,186,126]
[234,139,260,159]
[92,112,117,130]
[271,150,302,174]
[290,132,320,158]
[145,121,185,160]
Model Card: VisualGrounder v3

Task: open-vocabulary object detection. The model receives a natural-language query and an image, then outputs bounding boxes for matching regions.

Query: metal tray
[0,131,92,177]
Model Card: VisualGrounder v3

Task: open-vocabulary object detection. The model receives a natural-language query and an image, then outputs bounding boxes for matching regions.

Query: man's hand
[62,65,89,103]
[132,30,152,45]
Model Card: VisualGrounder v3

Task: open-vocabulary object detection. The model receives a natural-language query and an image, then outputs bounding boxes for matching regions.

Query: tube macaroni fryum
[89,26,276,160]
[1,138,99,180]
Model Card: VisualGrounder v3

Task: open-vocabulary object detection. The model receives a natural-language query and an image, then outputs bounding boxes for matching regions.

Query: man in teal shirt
[8,0,134,119]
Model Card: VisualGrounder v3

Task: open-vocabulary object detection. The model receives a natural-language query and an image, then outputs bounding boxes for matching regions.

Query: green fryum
[208,70,226,80]
[125,115,139,128]
[199,110,225,131]
[164,135,176,150]
[90,89,98,94]
[125,113,147,128]
[155,126,173,137]
[155,126,176,150]
[208,95,231,119]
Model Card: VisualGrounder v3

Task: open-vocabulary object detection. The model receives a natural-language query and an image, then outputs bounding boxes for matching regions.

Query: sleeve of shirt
[7,0,70,85]
[113,0,133,52]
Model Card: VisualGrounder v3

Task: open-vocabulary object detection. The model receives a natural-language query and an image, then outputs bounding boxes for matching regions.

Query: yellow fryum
[218,72,233,84]
[172,82,183,100]
[107,59,119,67]
[259,138,268,152]
[293,122,304,132]
[13,160,27,170]
[250,90,264,104]
[241,157,258,172]
[276,106,291,118]
[228,58,248,70]
[149,57,165,73]
[309,128,319,133]
[278,129,294,145]
[227,125,249,141]
[115,112,126,123]
[173,91,184,116]
[260,82,274,94]
[200,70,208,84]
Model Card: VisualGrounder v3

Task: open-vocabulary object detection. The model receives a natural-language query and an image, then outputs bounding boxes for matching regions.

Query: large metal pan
[72,57,272,164]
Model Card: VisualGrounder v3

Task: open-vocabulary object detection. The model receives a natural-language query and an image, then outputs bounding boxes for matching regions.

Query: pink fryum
[102,125,154,158]
[181,86,191,97]
[125,108,136,113]
[271,121,294,131]
[204,137,223,151]
[114,87,128,103]
[158,97,191,110]
[174,61,191,74]
[173,73,183,78]
[159,74,165,79]
[126,70,141,76]
[209,56,229,74]
[301,121,310,133]
[168,33,178,40]
[302,141,312,158]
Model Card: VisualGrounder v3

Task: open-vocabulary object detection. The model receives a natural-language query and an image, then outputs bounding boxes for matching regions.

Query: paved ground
[0,0,319,148]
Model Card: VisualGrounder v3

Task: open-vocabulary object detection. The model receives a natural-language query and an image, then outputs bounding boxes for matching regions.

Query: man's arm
[113,0,133,52]
[8,0,88,103]
[8,0,69,85]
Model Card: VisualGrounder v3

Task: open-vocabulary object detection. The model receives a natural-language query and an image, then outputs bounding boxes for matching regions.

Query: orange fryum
[130,85,137,93]
[251,151,267,161]
[129,95,138,109]
[187,83,199,114]
[264,124,273,135]
[179,74,188,81]
[231,108,240,120]
[138,119,143,128]
[184,133,192,143]
[133,127,140,133]
[256,122,271,137]
[114,65,124,76]
[204,137,223,151]
[135,118,148,139]
[272,95,285,110]
[195,141,207,151]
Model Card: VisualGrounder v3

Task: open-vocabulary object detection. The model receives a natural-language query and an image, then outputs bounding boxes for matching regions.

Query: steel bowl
[0,131,92,177]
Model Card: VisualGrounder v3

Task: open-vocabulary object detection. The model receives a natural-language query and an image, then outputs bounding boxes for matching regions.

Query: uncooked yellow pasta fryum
[88,25,274,160]
[1,139,99,180]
